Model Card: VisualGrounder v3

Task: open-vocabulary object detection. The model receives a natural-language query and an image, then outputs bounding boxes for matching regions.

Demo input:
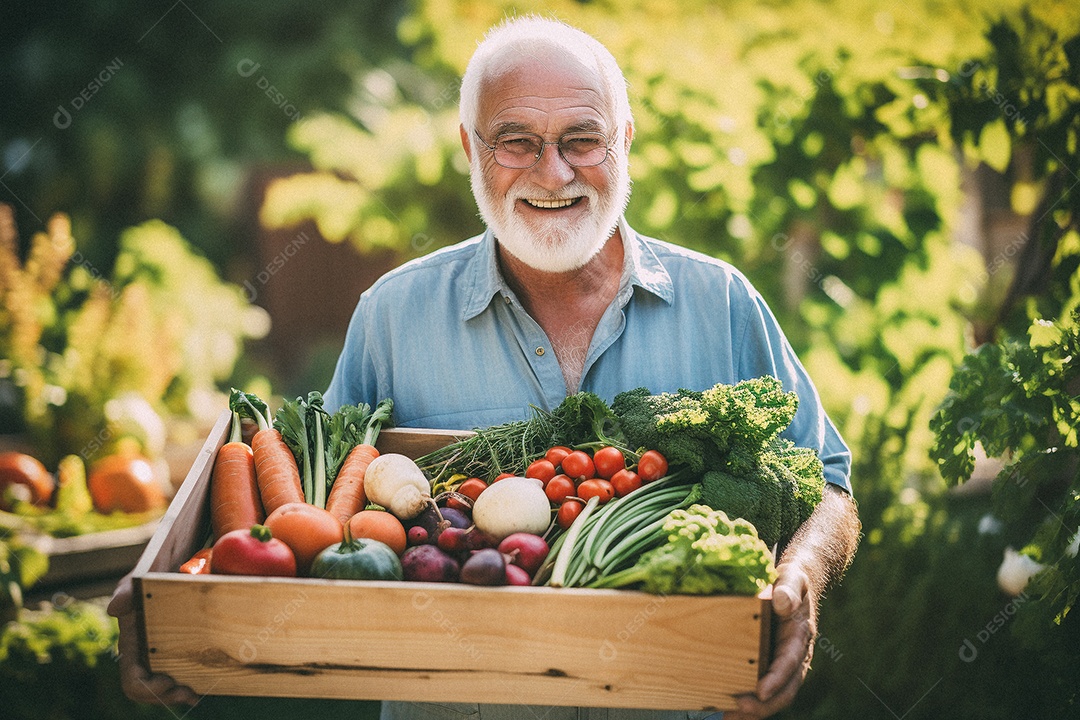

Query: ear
[623,121,634,154]
[460,124,473,162]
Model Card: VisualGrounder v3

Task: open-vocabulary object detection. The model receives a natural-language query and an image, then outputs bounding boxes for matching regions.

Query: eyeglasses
[473,129,613,169]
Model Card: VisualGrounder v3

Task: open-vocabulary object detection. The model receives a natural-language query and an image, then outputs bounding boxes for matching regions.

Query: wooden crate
[132,410,771,710]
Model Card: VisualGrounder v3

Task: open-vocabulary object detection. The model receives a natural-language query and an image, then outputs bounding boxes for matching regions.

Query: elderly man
[110,15,859,720]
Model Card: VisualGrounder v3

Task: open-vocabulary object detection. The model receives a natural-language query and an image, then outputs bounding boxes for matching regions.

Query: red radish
[498,533,550,576]
[460,548,506,586]
[505,563,532,586]
[211,525,296,577]
[407,525,430,546]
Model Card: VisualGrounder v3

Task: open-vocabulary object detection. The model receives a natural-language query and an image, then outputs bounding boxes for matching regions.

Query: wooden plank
[376,427,474,458]
[140,573,765,710]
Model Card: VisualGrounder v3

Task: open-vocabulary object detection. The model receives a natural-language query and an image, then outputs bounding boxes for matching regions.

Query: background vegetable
[0,452,54,511]
[86,453,164,514]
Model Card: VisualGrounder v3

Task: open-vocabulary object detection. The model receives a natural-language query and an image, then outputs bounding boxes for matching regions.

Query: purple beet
[401,544,460,582]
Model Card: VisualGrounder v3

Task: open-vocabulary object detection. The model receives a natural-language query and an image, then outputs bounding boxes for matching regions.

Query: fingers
[112,578,200,707]
[771,565,810,617]
[107,574,134,618]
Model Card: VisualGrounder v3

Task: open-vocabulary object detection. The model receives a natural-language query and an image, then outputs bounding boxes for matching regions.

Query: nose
[528,142,576,190]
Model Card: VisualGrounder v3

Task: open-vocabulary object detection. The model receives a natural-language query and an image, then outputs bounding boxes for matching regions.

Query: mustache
[508,182,596,203]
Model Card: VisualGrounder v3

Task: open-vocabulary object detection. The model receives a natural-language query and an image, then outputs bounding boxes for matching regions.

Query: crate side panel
[141,575,761,709]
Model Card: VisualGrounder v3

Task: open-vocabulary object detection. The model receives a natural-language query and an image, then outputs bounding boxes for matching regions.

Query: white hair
[459,16,633,138]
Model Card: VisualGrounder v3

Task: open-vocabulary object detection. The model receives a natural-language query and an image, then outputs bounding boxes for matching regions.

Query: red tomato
[545,446,572,467]
[525,459,557,484]
[610,469,643,497]
[457,478,489,501]
[492,472,514,482]
[592,446,626,479]
[544,475,577,504]
[557,499,585,529]
[561,450,595,481]
[577,479,615,504]
[212,525,296,577]
[637,450,669,483]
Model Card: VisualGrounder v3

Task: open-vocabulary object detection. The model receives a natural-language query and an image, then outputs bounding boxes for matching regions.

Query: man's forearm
[778,484,861,597]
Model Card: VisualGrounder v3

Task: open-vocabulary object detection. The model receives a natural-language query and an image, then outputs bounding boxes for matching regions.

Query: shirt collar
[460,217,674,322]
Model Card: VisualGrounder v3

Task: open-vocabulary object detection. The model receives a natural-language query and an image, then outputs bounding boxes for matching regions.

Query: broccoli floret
[701,466,784,548]
[590,504,776,595]
[612,378,826,548]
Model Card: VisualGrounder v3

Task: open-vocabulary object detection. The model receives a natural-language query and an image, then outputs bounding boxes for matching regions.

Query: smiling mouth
[522,197,583,210]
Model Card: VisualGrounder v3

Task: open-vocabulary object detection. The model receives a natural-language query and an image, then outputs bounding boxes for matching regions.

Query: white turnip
[470,476,551,541]
[363,453,435,520]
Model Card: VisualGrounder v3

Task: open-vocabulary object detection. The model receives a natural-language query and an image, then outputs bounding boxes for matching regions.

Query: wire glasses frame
[473,129,614,169]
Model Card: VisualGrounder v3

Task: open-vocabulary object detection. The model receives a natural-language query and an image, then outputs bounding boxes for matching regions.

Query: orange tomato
[347,509,407,555]
[264,502,344,574]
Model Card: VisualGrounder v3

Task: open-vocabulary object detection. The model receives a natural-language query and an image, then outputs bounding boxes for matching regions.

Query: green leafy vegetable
[589,504,777,595]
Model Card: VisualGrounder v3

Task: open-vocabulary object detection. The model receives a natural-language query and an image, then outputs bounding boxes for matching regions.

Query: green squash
[310,536,403,581]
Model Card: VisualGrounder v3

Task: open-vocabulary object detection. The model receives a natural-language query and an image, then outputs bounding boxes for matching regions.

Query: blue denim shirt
[325,218,851,494]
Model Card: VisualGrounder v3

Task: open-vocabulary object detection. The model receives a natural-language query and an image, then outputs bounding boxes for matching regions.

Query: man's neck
[497,229,625,392]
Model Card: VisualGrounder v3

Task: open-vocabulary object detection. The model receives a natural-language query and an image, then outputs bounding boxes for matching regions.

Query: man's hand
[107,574,201,707]
[726,565,816,719]
[727,484,860,719]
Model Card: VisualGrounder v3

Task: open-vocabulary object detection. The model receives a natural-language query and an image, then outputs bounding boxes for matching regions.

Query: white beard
[470,150,631,273]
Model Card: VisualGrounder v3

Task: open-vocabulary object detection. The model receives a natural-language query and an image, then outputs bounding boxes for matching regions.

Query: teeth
[525,197,577,209]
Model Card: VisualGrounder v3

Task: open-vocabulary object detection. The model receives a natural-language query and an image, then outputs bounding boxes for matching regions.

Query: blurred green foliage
[0,0,408,272]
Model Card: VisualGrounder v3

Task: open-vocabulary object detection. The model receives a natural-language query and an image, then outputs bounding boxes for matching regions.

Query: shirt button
[535,347,545,356]
[504,295,511,304]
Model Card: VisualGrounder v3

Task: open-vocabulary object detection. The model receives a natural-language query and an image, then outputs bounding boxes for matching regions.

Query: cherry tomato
[544,475,577,504]
[592,446,626,479]
[492,472,514,482]
[557,499,585,529]
[637,450,669,483]
[610,469,643,497]
[577,479,615,504]
[457,478,489,501]
[561,450,595,481]
[545,446,573,468]
[525,459,557,484]
[444,494,472,513]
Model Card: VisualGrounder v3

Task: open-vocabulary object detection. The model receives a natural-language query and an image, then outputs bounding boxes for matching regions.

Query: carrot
[324,398,392,524]
[252,427,304,514]
[179,547,213,574]
[232,390,303,516]
[210,411,264,539]
[325,444,378,525]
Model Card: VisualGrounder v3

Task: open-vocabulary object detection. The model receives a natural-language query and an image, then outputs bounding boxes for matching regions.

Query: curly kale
[612,377,825,548]
[589,504,777,595]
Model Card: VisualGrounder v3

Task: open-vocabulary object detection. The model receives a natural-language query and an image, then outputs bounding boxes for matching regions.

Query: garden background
[1,0,1079,718]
